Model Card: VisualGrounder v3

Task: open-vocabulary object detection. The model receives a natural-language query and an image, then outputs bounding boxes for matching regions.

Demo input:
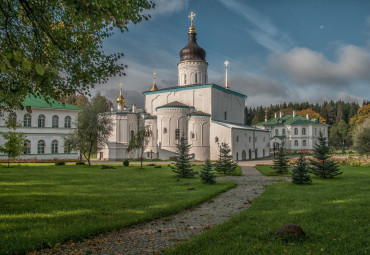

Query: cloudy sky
[94,0,370,108]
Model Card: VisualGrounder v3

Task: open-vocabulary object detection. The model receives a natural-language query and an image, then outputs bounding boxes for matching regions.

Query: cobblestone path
[32,166,285,255]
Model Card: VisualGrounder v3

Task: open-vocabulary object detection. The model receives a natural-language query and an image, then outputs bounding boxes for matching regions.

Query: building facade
[0,95,80,160]
[99,14,270,161]
[256,111,329,152]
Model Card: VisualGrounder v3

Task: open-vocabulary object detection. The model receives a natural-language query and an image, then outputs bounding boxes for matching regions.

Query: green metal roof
[256,114,326,126]
[23,95,81,110]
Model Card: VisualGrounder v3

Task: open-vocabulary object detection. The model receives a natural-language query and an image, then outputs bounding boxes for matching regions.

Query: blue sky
[95,0,370,107]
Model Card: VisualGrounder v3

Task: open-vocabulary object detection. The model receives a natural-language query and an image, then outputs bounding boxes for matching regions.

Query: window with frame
[64,116,71,128]
[37,140,45,154]
[195,73,198,83]
[51,140,58,154]
[163,128,167,134]
[294,140,298,146]
[282,129,286,135]
[249,136,251,142]
[184,74,187,84]
[302,128,306,135]
[236,136,239,142]
[24,140,31,154]
[52,115,59,128]
[215,136,219,143]
[64,141,71,154]
[294,128,298,135]
[130,130,135,140]
[8,113,17,126]
[38,114,45,127]
[275,129,279,136]
[303,140,307,146]
[175,129,180,140]
[191,132,195,139]
[23,114,32,127]
[224,111,227,120]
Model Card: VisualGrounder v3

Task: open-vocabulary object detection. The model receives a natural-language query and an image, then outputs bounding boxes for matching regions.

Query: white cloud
[150,0,190,16]
[268,45,370,86]
[218,0,294,52]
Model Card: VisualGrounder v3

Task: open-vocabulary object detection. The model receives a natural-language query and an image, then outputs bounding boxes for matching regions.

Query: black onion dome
[179,33,206,61]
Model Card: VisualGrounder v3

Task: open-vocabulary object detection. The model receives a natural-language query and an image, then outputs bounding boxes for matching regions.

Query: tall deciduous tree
[215,143,237,175]
[172,135,195,178]
[353,117,370,154]
[65,95,113,166]
[126,127,152,168]
[310,132,342,178]
[0,121,26,168]
[329,120,351,152]
[0,0,154,112]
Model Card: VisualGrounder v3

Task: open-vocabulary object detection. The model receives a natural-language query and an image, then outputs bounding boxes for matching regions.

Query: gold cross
[189,11,196,26]
[224,60,229,67]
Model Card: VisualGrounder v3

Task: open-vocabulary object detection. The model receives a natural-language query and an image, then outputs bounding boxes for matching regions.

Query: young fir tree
[292,155,312,184]
[200,159,216,184]
[172,135,196,178]
[214,143,237,175]
[310,132,342,178]
[272,148,289,174]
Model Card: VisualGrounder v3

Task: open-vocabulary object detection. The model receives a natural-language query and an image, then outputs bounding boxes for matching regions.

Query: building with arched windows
[0,95,80,160]
[98,14,269,161]
[256,110,328,152]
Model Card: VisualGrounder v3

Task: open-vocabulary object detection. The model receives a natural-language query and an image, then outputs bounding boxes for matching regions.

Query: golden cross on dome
[224,60,229,68]
[189,12,196,25]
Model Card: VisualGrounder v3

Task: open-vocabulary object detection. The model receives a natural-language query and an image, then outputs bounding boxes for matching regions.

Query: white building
[99,14,270,161]
[0,95,80,160]
[256,111,329,152]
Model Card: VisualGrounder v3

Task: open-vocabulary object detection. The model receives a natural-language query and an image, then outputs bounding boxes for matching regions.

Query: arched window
[64,116,71,128]
[24,140,31,154]
[224,111,227,120]
[163,128,167,134]
[64,140,71,154]
[215,136,219,143]
[191,132,195,139]
[249,136,251,142]
[38,114,45,127]
[184,74,187,84]
[8,113,17,126]
[130,130,135,140]
[294,140,298,146]
[195,73,198,83]
[302,128,306,135]
[275,129,279,136]
[294,128,298,135]
[236,136,239,142]
[175,129,180,140]
[51,140,58,154]
[303,140,307,146]
[52,115,59,128]
[282,129,286,135]
[23,114,32,127]
[37,140,45,154]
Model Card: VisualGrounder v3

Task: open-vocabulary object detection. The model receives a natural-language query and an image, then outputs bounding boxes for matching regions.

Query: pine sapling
[292,155,312,184]
[172,135,196,178]
[200,159,216,184]
[272,148,289,174]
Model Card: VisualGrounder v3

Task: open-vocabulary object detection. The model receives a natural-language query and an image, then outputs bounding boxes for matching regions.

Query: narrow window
[302,128,306,135]
[184,74,187,84]
[23,114,32,127]
[8,113,17,126]
[303,140,307,146]
[64,141,71,154]
[282,129,286,135]
[52,115,59,128]
[163,128,167,134]
[38,114,45,127]
[224,111,227,120]
[51,140,58,154]
[249,136,251,142]
[37,140,45,154]
[236,136,239,142]
[275,129,279,136]
[130,130,135,139]
[175,129,180,140]
[64,116,71,128]
[215,136,219,143]
[195,73,198,83]
[24,140,31,154]
[294,128,298,135]
[294,140,298,146]
[191,132,195,139]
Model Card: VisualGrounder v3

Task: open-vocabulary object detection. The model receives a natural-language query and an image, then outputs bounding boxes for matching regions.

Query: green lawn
[0,164,236,255]
[166,166,370,255]
[255,165,292,176]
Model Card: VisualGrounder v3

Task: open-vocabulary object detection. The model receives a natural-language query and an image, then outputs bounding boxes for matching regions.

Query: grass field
[0,164,236,255]
[166,166,370,255]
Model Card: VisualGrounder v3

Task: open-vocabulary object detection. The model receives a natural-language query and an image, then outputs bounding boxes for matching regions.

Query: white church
[98,13,270,161]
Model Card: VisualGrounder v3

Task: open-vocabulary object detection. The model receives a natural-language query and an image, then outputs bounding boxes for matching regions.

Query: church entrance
[242,150,246,161]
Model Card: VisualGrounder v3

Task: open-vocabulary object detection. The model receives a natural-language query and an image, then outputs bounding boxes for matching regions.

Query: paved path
[32,164,286,255]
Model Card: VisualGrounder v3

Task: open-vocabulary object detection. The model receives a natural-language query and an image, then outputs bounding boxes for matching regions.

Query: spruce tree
[292,155,312,184]
[272,148,289,174]
[215,143,237,175]
[310,132,342,178]
[172,135,196,178]
[200,159,216,184]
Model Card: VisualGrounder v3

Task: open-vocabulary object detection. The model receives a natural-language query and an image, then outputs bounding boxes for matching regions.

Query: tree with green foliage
[329,120,351,153]
[200,159,216,184]
[127,127,152,168]
[0,0,154,112]
[0,121,26,168]
[172,135,195,178]
[272,148,289,174]
[215,143,237,175]
[291,155,312,185]
[310,132,342,178]
[65,95,113,166]
[353,117,370,154]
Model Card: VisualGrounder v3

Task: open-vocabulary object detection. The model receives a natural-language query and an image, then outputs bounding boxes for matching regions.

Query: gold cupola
[150,72,158,91]
[117,82,125,107]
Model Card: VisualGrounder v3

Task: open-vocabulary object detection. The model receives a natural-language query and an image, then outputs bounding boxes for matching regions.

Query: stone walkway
[31,165,286,255]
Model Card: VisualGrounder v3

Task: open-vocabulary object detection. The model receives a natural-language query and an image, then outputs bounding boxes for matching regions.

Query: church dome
[179,32,206,61]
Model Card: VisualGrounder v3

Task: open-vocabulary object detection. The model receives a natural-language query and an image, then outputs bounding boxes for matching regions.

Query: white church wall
[211,87,245,124]
[231,129,270,161]
[188,115,210,160]
[209,122,231,160]
[178,61,208,86]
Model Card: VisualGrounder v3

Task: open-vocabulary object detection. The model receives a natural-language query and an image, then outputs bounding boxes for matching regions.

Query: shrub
[76,161,85,165]
[148,163,156,166]
[200,159,216,184]
[55,161,66,166]
[154,165,162,168]
[123,160,129,166]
